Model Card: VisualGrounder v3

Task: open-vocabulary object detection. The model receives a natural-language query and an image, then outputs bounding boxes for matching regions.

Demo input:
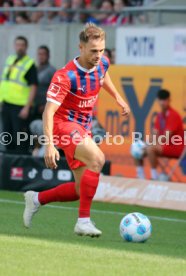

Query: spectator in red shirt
[135,89,185,180]
[112,0,129,25]
[94,0,128,26]
[0,0,13,24]
[0,12,7,24]
[95,0,114,25]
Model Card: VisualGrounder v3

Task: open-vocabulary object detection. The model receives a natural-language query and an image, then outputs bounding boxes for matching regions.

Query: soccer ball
[119,212,152,242]
[131,140,146,160]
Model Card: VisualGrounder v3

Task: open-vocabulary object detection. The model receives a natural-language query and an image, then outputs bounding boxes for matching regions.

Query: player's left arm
[103,72,130,117]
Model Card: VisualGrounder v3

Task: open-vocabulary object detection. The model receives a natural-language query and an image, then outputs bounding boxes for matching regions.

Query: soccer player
[135,89,184,180]
[23,23,130,237]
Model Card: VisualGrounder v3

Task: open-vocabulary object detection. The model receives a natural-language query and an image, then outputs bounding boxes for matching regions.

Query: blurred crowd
[0,0,157,25]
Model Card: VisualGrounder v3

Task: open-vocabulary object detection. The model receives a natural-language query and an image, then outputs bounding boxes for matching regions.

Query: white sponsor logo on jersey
[47,83,60,97]
[78,95,98,108]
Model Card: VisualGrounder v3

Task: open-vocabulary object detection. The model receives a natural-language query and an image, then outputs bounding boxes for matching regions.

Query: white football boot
[23,191,40,228]
[74,220,102,237]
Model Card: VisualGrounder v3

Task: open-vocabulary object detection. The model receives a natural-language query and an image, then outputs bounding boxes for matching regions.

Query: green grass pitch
[0,191,186,276]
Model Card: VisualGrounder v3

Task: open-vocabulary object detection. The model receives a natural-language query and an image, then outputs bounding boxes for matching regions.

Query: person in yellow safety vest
[0,36,38,153]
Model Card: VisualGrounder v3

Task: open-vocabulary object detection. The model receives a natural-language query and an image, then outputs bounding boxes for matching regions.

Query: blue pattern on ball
[123,217,132,227]
[124,233,133,242]
[137,225,146,235]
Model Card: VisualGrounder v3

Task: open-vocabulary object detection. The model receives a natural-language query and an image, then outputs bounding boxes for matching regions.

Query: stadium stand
[0,0,159,25]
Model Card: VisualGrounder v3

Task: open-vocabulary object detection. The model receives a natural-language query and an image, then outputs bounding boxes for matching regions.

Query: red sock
[38,182,79,205]
[79,169,100,218]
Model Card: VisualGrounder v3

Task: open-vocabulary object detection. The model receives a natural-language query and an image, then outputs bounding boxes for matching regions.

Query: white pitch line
[0,198,186,224]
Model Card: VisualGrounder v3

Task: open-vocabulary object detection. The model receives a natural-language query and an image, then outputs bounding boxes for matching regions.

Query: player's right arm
[43,70,70,169]
[43,102,60,169]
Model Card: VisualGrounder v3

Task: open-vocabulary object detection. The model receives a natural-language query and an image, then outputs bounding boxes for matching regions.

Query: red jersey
[154,107,184,145]
[46,56,110,130]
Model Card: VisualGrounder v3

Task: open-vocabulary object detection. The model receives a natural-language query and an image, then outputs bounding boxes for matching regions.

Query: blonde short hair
[79,23,106,43]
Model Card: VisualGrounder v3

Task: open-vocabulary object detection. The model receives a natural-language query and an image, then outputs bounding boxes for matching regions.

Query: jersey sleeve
[46,70,70,106]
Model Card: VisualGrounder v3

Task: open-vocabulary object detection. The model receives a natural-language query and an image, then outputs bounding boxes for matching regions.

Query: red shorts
[53,121,91,170]
[162,144,184,158]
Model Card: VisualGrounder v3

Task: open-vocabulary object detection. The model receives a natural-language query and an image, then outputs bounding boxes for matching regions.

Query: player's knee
[89,151,105,172]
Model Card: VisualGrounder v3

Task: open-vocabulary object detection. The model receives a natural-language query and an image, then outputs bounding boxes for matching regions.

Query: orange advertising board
[98,66,186,181]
